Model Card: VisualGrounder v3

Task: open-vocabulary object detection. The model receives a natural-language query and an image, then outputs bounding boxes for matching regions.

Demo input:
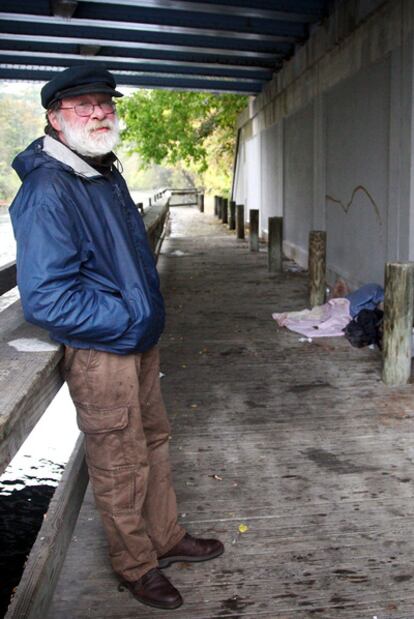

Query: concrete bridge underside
[233,0,414,291]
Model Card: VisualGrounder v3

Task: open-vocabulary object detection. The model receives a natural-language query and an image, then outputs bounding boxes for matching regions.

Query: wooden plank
[0,260,17,296]
[0,300,64,475]
[47,207,414,618]
[5,435,88,619]
[142,201,169,237]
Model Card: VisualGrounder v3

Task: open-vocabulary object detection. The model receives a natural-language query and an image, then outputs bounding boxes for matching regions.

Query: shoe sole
[158,546,224,569]
[120,581,183,610]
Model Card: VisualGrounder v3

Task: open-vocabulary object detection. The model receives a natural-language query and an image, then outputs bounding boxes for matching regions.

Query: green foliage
[0,84,247,201]
[117,90,247,193]
[0,84,44,202]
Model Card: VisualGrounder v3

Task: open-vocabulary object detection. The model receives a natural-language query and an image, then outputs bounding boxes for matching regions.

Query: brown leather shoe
[121,567,183,609]
[158,532,224,568]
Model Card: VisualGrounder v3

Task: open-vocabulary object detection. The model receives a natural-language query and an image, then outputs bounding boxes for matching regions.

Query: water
[0,208,15,266]
[0,208,18,312]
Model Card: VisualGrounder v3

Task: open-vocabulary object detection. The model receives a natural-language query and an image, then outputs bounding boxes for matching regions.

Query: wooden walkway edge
[47,207,414,619]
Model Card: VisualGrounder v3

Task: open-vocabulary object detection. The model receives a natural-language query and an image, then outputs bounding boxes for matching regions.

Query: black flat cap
[41,64,123,109]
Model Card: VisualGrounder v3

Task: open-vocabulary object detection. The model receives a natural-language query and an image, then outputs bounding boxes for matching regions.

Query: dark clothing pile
[343,308,384,349]
[342,283,384,349]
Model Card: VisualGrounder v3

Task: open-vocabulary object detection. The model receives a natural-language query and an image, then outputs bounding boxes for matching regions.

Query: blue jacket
[9,136,165,354]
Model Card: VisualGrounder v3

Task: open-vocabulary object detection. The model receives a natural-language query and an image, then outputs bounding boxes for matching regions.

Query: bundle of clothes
[272,283,384,349]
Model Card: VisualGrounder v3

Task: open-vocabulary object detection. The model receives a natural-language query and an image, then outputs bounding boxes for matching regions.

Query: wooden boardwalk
[47,207,414,619]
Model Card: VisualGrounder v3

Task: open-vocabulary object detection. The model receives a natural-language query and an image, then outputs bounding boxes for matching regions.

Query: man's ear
[48,110,62,132]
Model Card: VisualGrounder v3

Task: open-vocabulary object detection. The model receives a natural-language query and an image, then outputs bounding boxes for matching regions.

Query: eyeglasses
[59,101,116,117]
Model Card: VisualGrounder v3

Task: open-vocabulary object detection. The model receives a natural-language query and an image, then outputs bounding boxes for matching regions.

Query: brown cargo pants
[63,345,185,582]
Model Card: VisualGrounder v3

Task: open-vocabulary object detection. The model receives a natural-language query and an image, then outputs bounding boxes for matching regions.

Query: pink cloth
[272,298,351,338]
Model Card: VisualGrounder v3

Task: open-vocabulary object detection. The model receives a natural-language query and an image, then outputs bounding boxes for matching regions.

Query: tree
[0,84,44,202]
[117,90,247,194]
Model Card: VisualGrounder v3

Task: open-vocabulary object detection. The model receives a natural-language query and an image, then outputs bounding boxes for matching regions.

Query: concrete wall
[284,103,314,266]
[233,135,262,222]
[233,0,414,289]
[245,135,261,222]
[325,56,390,285]
[260,122,283,232]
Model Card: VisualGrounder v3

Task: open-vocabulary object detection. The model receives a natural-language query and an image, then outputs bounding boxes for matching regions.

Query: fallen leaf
[238,524,249,533]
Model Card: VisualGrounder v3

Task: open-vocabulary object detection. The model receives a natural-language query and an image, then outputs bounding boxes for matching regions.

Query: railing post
[268,216,283,272]
[308,230,326,306]
[199,193,204,213]
[229,201,236,230]
[236,204,245,239]
[382,262,414,385]
[222,198,228,224]
[137,202,144,214]
[249,209,259,252]
[214,195,220,217]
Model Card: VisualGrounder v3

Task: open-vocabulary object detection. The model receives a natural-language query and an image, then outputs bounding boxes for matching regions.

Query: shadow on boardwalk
[48,207,414,619]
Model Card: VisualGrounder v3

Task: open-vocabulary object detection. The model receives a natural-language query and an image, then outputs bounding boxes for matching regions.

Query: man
[9,65,223,610]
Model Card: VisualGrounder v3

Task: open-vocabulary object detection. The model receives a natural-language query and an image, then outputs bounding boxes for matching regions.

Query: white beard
[57,112,120,157]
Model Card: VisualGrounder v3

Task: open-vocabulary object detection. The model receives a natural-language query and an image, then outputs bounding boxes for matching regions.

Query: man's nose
[90,104,106,120]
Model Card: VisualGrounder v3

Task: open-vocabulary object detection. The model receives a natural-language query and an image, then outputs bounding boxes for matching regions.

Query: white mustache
[87,120,114,132]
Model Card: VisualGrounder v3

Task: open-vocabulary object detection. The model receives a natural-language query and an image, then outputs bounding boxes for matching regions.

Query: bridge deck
[47,206,414,619]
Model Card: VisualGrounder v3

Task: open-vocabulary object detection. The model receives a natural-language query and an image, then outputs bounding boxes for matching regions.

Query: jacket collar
[42,135,102,178]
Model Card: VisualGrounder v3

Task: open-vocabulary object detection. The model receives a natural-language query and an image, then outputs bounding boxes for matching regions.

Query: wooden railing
[152,187,204,208]
[1,198,169,619]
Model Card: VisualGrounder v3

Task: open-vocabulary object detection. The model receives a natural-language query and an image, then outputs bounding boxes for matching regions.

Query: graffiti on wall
[325,185,383,226]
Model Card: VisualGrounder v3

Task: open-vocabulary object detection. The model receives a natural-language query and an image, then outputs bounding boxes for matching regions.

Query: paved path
[48,206,414,619]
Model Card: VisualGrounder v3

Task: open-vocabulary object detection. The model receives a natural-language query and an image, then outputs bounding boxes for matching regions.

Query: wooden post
[249,209,259,251]
[308,230,326,306]
[268,216,283,272]
[229,201,236,230]
[222,198,228,224]
[214,195,219,217]
[149,197,152,207]
[137,202,144,214]
[217,197,223,219]
[236,204,245,239]
[382,262,414,385]
[199,193,204,213]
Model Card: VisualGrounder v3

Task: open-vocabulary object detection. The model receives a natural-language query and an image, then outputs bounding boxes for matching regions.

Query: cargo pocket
[75,404,137,470]
[76,404,138,514]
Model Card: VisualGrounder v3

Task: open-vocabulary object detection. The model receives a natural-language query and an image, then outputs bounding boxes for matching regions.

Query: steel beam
[0,67,262,94]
